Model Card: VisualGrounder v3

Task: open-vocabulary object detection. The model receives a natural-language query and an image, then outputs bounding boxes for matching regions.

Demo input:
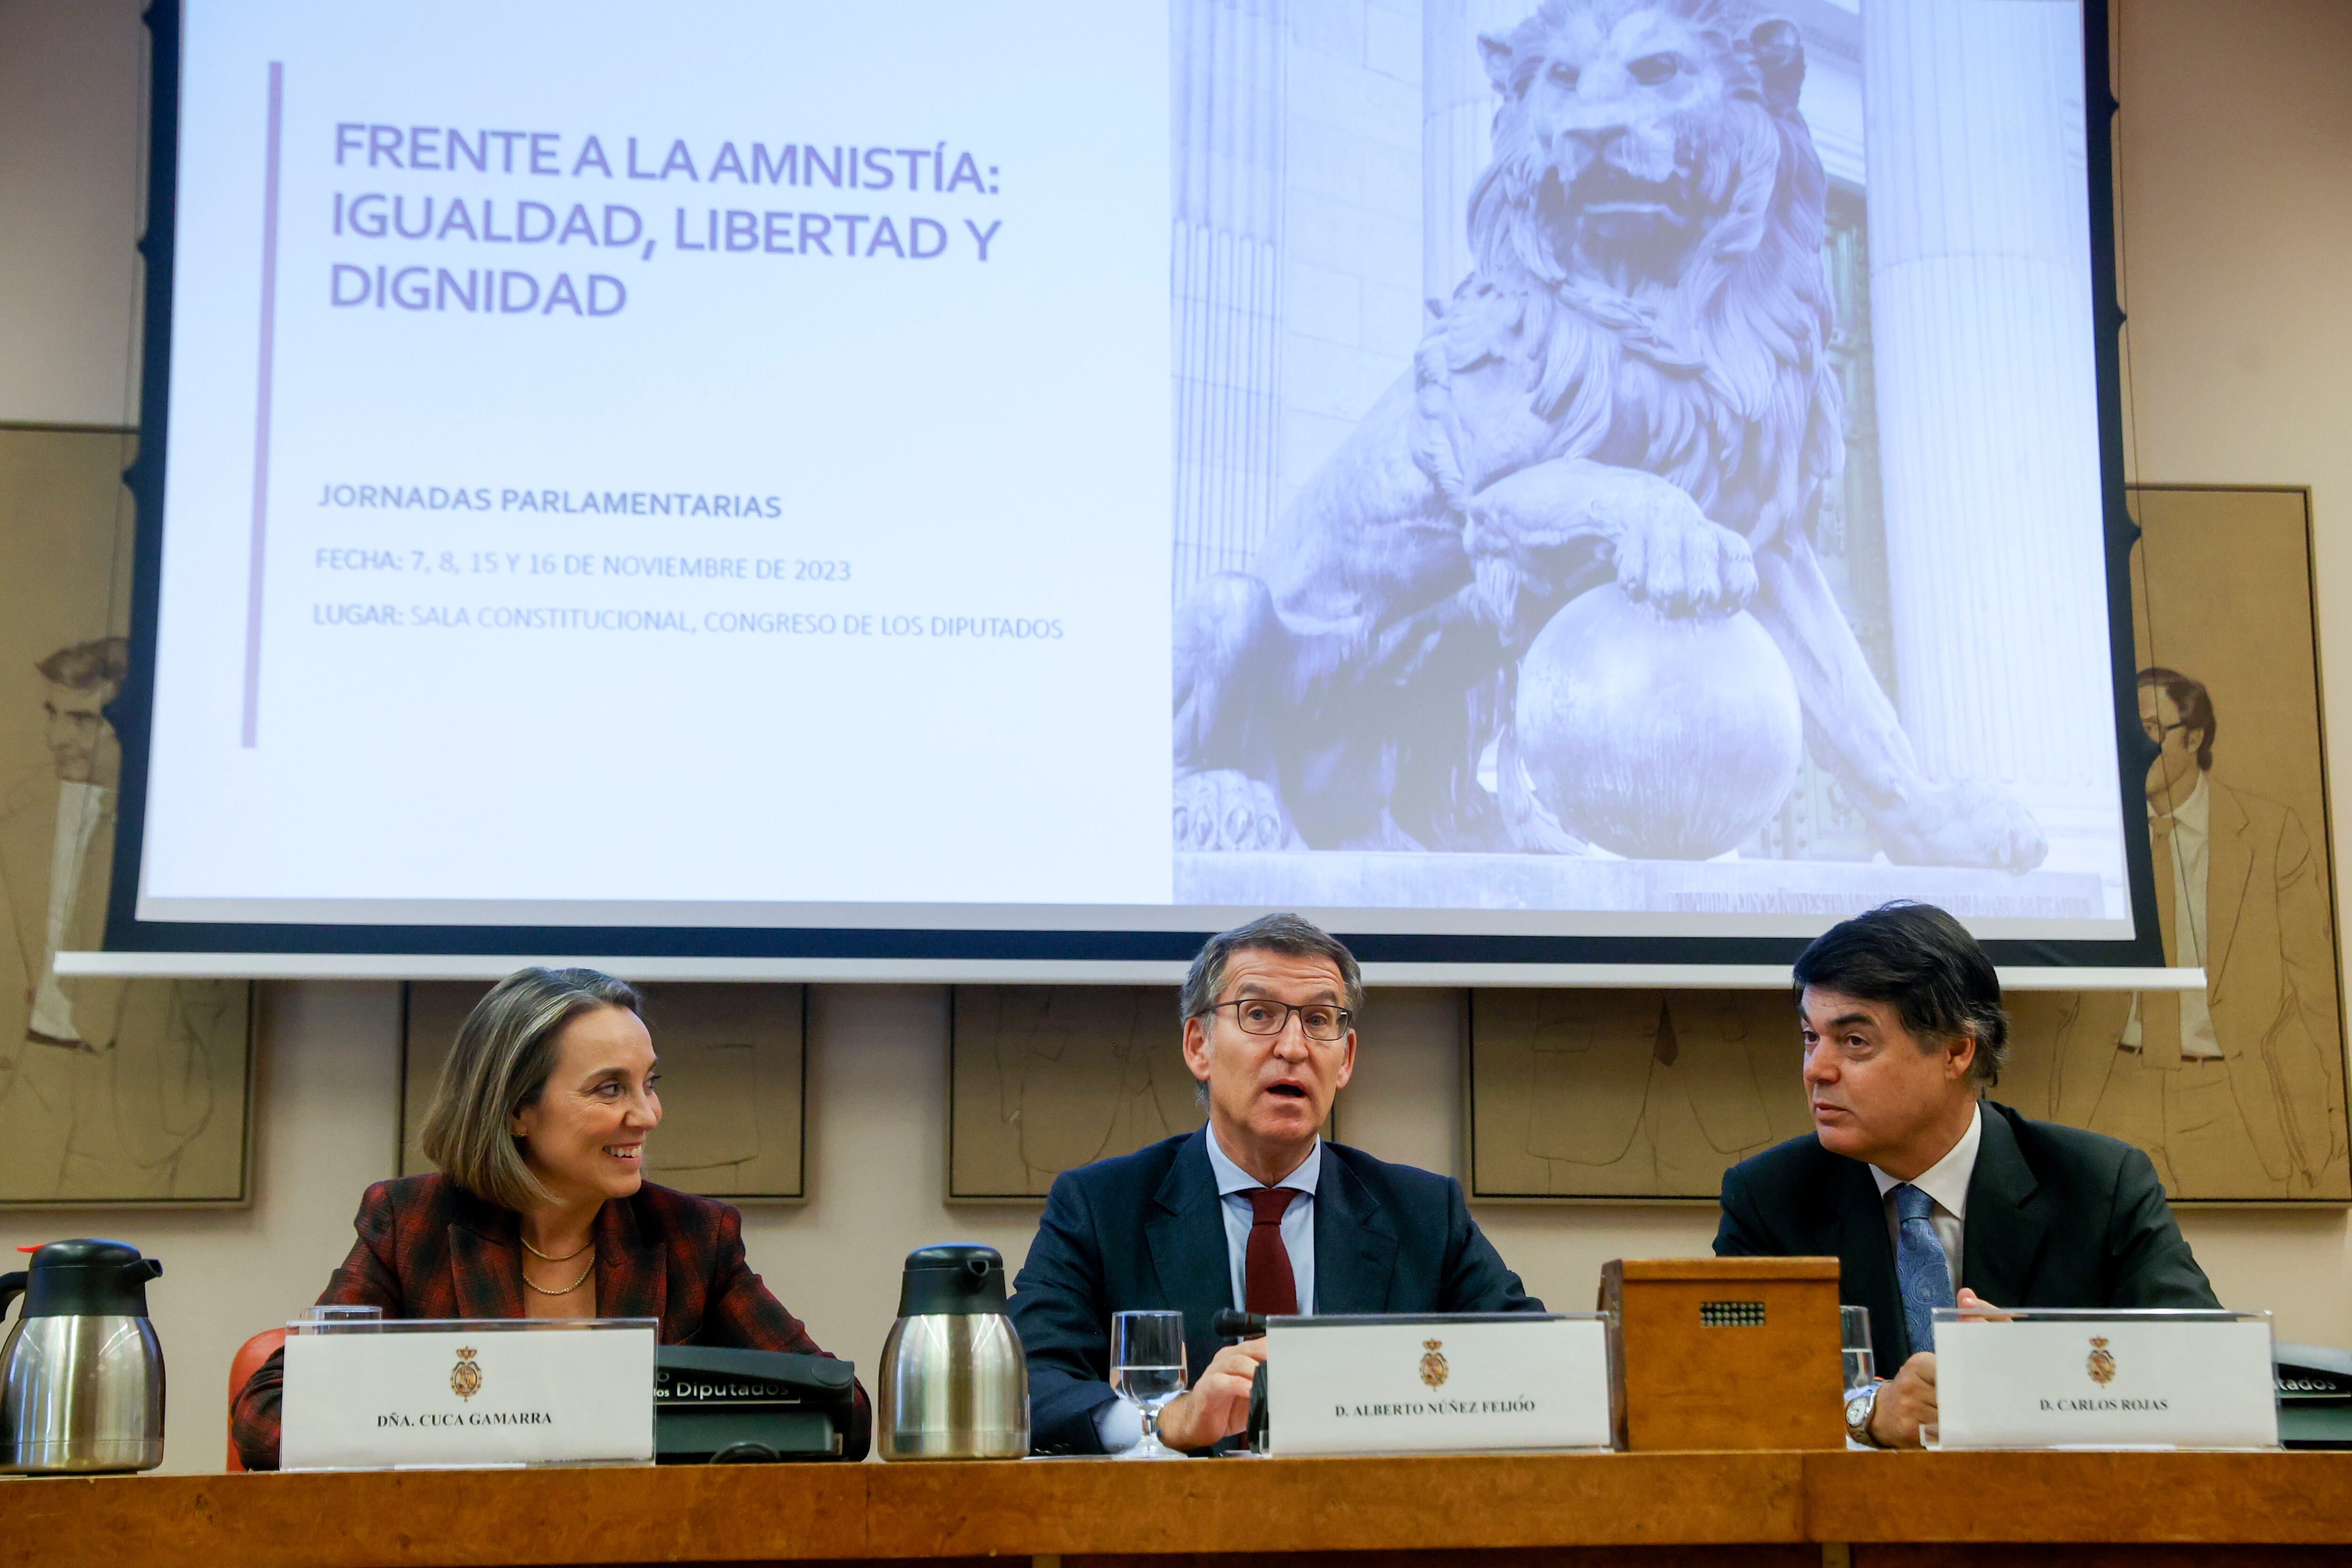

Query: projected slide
[139,0,2133,942]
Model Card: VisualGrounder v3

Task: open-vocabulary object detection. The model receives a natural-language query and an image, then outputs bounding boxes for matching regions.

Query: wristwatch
[1844,1383,1885,1448]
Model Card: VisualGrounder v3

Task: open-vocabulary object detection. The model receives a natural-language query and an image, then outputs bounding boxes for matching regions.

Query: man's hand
[1150,1338,1266,1452]
[1864,1293,2009,1447]
[1955,1287,2011,1321]
[1866,1352,1938,1449]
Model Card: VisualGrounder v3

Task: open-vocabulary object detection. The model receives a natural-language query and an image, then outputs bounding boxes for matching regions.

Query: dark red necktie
[1244,1187,1299,1316]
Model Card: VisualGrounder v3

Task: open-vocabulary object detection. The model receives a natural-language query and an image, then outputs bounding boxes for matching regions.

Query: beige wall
[0,0,144,426]
[2,0,2351,1475]
[2107,0,2352,1352]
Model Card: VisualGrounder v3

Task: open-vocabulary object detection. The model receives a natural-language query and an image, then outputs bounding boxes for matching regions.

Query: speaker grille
[1699,1300,1767,1327]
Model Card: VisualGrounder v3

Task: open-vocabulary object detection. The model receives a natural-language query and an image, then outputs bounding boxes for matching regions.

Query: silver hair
[1180,912,1364,1022]
[1181,914,1363,1110]
[417,966,642,1211]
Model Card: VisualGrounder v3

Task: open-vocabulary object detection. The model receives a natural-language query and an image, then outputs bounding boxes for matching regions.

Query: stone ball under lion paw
[1515,584,1802,860]
[1172,770,1299,852]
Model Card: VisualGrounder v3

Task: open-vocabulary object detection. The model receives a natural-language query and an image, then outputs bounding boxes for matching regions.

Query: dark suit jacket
[231,1174,867,1469]
[1009,1128,1542,1454]
[1714,1100,2220,1364]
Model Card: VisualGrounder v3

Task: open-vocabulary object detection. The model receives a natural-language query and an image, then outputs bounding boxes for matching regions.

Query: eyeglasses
[2140,718,2190,743]
[1201,999,1353,1043]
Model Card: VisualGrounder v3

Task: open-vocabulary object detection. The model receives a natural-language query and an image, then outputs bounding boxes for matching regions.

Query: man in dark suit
[1716,901,2218,1449]
[1010,913,1541,1454]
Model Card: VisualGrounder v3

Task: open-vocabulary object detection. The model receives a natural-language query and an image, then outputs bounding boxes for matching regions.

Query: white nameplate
[1934,1313,2277,1450]
[1265,1314,1612,1457]
[281,1319,656,1471]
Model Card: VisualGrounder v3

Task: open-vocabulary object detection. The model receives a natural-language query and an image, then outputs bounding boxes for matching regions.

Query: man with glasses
[0,637,244,1200]
[1009,913,1542,1454]
[2061,668,2342,1196]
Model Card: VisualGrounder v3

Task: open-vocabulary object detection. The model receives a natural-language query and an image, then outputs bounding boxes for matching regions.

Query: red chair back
[224,1327,287,1472]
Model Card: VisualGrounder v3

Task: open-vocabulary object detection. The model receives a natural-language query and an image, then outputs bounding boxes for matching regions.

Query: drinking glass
[302,1303,385,1333]
[1839,1305,1877,1394]
[1110,1310,1189,1459]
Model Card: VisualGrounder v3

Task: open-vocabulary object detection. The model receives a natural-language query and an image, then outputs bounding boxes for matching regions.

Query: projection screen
[103,0,2162,971]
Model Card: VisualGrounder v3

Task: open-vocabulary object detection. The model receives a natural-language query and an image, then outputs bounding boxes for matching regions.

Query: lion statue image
[1172,0,2047,872]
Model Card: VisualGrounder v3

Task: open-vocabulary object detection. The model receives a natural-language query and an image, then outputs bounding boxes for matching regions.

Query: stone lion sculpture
[1172,0,2047,870]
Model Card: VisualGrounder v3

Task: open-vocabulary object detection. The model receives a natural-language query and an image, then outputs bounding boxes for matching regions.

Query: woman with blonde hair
[231,967,864,1467]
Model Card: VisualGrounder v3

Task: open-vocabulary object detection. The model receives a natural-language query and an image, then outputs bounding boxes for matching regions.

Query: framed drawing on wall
[401,981,807,1201]
[0,426,255,1207]
[1469,488,2350,1204]
[1468,988,1812,1200]
[948,986,1200,1201]
[2023,485,2349,1202]
[947,985,1347,1201]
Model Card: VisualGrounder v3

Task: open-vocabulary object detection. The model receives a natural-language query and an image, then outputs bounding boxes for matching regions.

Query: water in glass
[1110,1310,1188,1459]
[1111,1365,1186,1406]
[1839,1304,1877,1393]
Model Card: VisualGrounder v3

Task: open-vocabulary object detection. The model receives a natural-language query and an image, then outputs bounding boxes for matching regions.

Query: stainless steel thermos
[0,1238,167,1474]
[875,1243,1028,1460]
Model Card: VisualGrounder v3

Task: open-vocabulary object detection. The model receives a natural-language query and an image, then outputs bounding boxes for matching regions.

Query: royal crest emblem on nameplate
[1933,1310,2277,1451]
[451,1345,483,1401]
[281,1319,657,1471]
[1265,1314,1612,1456]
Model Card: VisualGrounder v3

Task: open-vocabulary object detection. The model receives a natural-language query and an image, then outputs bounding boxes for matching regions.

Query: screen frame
[103,0,2165,971]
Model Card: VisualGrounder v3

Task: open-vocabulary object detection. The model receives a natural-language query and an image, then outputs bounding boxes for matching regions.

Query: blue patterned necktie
[1892,1182,1955,1357]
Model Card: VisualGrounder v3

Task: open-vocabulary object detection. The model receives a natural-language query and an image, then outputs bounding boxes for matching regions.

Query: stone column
[1170,0,1287,598]
[1421,0,1530,310]
[1865,0,2118,864]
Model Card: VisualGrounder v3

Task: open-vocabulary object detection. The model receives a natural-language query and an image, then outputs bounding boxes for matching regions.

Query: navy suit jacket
[1009,1127,1542,1454]
[1715,1100,2220,1365]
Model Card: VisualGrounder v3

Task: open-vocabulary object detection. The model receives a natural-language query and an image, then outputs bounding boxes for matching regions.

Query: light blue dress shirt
[1203,1130,1321,1316]
[1090,1133,1324,1450]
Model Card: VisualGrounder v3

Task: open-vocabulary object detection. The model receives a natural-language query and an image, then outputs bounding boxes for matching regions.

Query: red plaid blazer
[230,1174,868,1469]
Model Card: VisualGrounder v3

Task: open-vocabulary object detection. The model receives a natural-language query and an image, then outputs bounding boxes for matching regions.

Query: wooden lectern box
[1599,1257,1845,1451]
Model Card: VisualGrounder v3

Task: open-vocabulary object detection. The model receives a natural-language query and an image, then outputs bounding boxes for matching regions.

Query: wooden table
[6,1451,2351,1568]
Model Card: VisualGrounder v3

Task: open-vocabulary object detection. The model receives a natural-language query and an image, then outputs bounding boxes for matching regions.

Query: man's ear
[1944,1026,1979,1082]
[1181,1014,1215,1085]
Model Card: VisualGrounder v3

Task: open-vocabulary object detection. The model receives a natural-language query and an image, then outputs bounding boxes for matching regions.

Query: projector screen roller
[116,0,2156,963]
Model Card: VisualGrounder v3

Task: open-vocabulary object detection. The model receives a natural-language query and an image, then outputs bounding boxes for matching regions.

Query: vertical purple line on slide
[239,61,286,748]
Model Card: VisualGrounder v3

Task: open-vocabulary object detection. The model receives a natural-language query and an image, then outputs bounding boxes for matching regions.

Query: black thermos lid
[4,1239,162,1318]
[894,1243,1008,1318]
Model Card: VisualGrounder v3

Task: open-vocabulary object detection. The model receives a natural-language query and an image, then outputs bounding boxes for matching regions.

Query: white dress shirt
[1868,1103,1981,1290]
[2123,773,2222,1059]
[28,779,106,1043]
[1092,1132,1323,1451]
